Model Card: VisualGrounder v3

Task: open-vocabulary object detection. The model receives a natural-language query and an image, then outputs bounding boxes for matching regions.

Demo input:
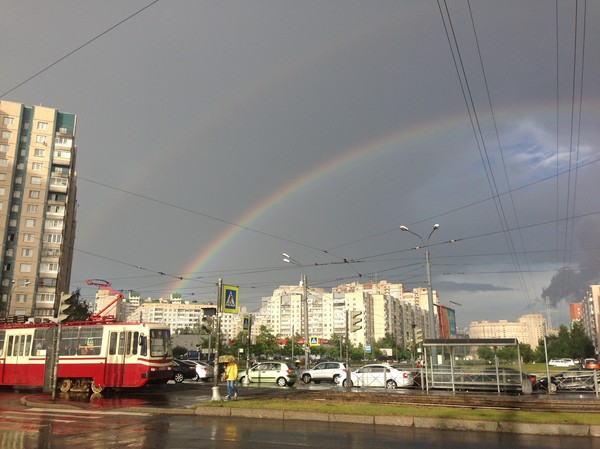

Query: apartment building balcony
[52,151,72,166]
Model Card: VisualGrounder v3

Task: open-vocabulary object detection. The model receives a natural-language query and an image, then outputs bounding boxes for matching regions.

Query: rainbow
[172,115,470,293]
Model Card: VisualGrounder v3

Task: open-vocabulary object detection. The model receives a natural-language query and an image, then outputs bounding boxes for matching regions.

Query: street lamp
[282,253,310,369]
[400,224,440,341]
[5,280,31,319]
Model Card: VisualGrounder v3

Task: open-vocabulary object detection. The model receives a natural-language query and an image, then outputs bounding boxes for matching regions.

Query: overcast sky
[2,1,599,330]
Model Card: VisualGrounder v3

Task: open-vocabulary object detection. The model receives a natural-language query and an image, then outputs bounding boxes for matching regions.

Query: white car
[548,358,576,367]
[344,364,414,389]
[301,362,347,385]
[182,360,214,381]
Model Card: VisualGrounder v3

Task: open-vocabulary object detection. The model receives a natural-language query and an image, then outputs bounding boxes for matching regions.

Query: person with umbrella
[223,356,238,400]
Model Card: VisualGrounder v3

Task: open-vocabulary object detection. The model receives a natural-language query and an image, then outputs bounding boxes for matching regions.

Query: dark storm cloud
[435,281,514,293]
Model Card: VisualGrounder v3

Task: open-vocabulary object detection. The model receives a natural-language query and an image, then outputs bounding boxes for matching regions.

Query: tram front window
[149,329,172,358]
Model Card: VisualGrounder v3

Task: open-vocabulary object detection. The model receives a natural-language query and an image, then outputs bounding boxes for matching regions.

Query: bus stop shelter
[421,338,530,394]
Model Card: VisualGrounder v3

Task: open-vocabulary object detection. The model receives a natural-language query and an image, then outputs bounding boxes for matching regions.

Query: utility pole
[211,279,223,401]
[302,273,309,370]
[345,309,351,392]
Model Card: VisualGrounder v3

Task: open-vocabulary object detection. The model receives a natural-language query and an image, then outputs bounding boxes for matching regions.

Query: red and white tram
[0,320,173,393]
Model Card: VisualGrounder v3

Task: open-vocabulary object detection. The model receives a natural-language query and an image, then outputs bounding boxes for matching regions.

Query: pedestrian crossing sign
[222,285,239,314]
[309,336,319,346]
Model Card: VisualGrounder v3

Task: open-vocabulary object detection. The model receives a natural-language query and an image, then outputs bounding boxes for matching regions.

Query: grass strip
[197,398,600,425]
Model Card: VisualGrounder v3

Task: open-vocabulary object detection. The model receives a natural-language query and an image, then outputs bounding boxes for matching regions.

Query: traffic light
[350,310,363,332]
[57,293,78,323]
[201,315,214,334]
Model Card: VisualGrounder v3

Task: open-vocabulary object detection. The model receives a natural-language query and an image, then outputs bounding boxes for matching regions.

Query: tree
[68,289,92,321]
[477,346,495,363]
[253,325,280,358]
[569,321,594,359]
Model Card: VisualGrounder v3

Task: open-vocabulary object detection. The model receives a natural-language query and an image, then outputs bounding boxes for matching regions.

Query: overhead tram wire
[466,0,533,307]
[1,0,161,98]
[564,0,588,296]
[439,0,542,306]
[78,176,364,277]
[325,155,600,254]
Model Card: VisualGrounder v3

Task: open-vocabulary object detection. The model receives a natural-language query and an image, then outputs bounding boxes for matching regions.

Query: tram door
[4,333,32,385]
[106,330,127,386]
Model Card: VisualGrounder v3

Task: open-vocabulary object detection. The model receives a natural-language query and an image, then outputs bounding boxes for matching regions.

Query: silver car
[238,361,298,387]
[183,360,214,382]
[301,362,347,385]
[345,364,414,389]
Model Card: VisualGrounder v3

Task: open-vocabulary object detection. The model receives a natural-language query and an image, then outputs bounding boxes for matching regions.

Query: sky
[1,1,599,330]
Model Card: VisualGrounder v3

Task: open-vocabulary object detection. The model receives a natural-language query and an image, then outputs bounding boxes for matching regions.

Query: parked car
[536,369,598,393]
[301,362,347,385]
[470,367,537,392]
[343,364,414,389]
[183,360,214,382]
[237,361,297,387]
[172,360,197,383]
[584,359,600,369]
[548,358,576,367]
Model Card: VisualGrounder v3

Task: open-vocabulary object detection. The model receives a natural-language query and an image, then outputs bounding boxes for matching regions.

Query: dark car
[469,367,537,393]
[172,360,197,383]
[536,369,598,393]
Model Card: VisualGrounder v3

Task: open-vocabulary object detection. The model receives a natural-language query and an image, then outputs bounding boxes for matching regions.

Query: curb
[192,406,598,437]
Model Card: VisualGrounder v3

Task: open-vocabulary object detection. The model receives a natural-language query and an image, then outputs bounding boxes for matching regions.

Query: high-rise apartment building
[0,101,77,320]
[255,281,431,348]
[468,314,546,350]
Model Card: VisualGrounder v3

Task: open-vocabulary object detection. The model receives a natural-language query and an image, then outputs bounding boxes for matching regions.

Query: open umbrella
[218,355,236,363]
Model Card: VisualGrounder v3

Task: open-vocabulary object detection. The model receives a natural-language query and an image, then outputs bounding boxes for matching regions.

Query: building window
[0,159,8,167]
[0,173,6,181]
[40,262,59,273]
[25,219,36,228]
[12,191,21,199]
[15,294,27,303]
[36,135,46,144]
[0,145,9,153]
[55,150,70,159]
[30,176,42,185]
[1,131,11,139]
[14,176,22,184]
[29,190,40,199]
[23,234,35,243]
[43,234,62,244]
[9,219,17,227]
[21,248,33,257]
[26,204,38,213]
[50,178,68,188]
[20,263,32,273]
[3,117,14,125]
[47,205,64,214]
[0,187,5,196]
[37,122,48,130]
[18,279,30,287]
[32,162,43,171]
[36,293,56,303]
[34,148,45,157]
[44,219,63,229]
[11,205,19,212]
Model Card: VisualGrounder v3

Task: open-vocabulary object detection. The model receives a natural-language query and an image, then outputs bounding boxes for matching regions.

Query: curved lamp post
[282,253,310,369]
[5,280,31,319]
[400,224,440,341]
